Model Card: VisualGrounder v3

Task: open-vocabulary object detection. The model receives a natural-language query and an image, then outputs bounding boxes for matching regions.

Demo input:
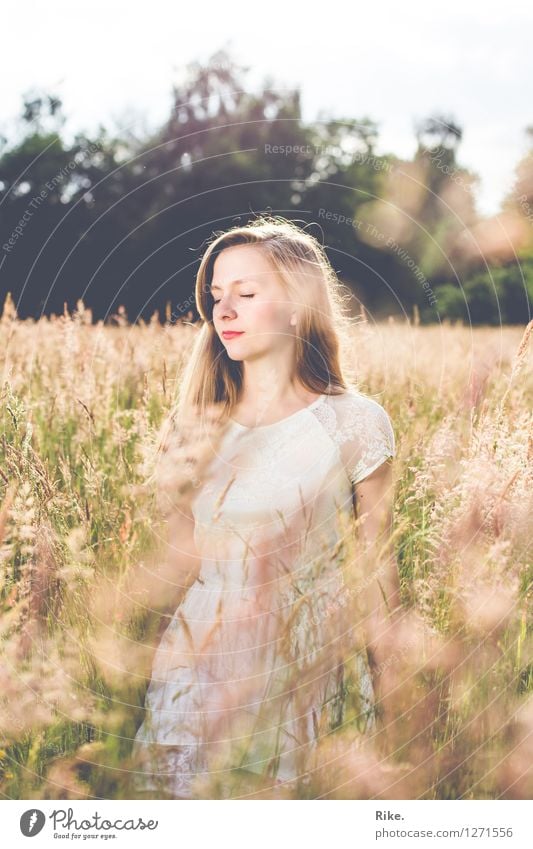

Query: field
[1,297,532,800]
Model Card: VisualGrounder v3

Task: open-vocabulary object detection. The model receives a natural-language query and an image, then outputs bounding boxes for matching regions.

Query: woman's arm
[352,457,403,731]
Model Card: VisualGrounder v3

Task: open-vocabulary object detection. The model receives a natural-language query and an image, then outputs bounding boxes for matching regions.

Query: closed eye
[212,294,255,304]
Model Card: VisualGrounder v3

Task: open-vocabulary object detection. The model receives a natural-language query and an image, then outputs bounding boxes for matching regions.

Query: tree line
[1,49,531,324]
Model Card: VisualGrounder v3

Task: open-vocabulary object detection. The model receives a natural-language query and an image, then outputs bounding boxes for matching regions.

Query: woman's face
[210,244,295,361]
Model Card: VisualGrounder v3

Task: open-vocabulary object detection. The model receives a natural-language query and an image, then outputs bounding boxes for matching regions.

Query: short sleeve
[330,392,396,486]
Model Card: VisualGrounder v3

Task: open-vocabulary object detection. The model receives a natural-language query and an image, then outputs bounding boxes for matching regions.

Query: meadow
[1,295,532,800]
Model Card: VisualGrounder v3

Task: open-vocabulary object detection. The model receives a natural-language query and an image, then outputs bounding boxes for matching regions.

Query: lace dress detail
[132,388,396,797]
[311,391,396,485]
[131,743,204,799]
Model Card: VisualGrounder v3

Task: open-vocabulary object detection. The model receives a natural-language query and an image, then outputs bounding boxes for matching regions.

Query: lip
[222,331,245,339]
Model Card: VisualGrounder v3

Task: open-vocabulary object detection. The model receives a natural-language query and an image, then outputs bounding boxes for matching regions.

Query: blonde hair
[148,214,362,478]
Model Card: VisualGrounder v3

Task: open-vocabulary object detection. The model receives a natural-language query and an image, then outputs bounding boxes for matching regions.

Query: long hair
[146,214,362,482]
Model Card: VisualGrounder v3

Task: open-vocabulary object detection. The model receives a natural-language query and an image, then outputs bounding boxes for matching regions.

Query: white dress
[132,388,395,797]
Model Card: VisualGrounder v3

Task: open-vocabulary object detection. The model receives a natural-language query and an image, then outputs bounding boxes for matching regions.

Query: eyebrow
[210,278,255,292]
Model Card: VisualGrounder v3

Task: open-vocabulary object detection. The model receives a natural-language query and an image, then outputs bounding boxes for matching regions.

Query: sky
[2,0,532,217]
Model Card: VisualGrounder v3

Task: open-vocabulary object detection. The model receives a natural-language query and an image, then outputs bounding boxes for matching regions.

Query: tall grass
[1,295,531,799]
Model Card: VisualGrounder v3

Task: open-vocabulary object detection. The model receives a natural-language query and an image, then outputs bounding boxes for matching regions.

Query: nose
[217,294,238,319]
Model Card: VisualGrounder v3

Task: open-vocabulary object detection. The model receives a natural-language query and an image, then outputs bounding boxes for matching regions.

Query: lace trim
[131,741,205,799]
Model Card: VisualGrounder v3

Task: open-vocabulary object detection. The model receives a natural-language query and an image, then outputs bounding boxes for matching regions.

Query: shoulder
[314,388,396,486]
[322,388,395,444]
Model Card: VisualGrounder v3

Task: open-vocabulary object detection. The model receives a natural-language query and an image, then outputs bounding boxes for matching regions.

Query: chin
[222,342,246,360]
[221,336,248,358]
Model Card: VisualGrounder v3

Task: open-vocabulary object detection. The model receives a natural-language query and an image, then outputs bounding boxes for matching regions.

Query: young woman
[131,215,401,799]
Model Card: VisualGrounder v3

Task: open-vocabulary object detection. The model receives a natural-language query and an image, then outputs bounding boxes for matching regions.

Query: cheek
[251,300,289,329]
